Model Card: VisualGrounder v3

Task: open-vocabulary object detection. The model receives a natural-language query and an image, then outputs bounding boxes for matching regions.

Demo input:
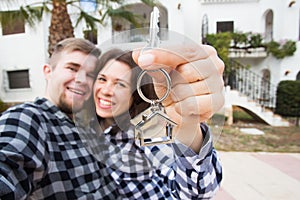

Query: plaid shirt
[0,98,117,200]
[0,97,222,199]
[80,115,222,199]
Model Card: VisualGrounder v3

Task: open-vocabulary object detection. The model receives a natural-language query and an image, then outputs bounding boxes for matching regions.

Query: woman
[80,48,222,199]
[94,48,157,134]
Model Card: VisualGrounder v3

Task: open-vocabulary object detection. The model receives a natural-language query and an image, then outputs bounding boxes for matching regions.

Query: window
[202,14,209,44]
[299,9,300,40]
[265,10,273,42]
[6,69,30,89]
[1,11,25,35]
[217,21,233,33]
[83,29,97,44]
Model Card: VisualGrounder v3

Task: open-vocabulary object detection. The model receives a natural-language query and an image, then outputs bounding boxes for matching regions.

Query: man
[0,38,118,199]
[0,38,224,199]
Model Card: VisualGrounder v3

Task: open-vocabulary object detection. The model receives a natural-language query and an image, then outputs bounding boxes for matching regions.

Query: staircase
[224,60,289,127]
[225,87,289,126]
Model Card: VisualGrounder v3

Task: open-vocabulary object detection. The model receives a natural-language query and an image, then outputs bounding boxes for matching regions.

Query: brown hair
[95,48,158,134]
[49,38,101,69]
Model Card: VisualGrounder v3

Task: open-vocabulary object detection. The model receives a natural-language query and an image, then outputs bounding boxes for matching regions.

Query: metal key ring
[137,68,171,104]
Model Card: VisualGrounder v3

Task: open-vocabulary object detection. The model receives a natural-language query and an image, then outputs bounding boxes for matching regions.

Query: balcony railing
[226,59,277,109]
[229,47,267,58]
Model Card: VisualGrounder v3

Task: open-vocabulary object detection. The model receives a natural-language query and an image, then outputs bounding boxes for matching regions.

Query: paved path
[213,152,300,200]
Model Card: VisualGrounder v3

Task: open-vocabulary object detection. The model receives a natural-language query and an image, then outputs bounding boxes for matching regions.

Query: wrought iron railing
[226,59,277,110]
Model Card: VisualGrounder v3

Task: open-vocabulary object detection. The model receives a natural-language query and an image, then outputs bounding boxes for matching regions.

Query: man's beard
[58,95,82,115]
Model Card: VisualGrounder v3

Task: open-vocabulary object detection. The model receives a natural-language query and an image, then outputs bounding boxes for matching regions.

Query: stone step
[225,89,289,126]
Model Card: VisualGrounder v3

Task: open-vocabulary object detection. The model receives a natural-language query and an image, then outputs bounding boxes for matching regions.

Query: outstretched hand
[132,44,225,152]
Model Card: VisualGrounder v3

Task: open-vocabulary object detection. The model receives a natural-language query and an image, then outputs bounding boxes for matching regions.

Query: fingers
[174,54,224,84]
[170,74,224,102]
[132,44,225,123]
[165,91,225,124]
[173,92,225,122]
[132,44,218,70]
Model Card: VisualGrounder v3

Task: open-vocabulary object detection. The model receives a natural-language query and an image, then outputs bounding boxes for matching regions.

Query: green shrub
[206,32,296,60]
[275,80,300,117]
[249,33,264,48]
[231,31,248,48]
[206,32,231,74]
[266,40,296,59]
[0,99,8,113]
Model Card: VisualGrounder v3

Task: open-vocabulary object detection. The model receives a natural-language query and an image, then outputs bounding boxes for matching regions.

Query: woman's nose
[101,82,114,96]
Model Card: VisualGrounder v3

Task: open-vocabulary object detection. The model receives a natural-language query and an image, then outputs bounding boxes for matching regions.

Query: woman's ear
[43,64,52,80]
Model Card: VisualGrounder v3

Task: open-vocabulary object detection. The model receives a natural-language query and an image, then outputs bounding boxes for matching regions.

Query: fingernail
[138,54,154,67]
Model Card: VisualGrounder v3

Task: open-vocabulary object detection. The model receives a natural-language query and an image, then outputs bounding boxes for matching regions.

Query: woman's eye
[117,82,126,88]
[97,77,106,82]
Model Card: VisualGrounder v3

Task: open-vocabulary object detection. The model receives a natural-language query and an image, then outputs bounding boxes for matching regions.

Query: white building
[0,0,299,125]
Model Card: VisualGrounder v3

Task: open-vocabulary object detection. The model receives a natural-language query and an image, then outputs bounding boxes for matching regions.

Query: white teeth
[100,99,112,106]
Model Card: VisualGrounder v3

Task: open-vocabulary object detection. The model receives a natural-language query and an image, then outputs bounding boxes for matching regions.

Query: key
[131,58,177,146]
[148,6,160,49]
[131,101,177,146]
[131,7,177,146]
[142,6,160,52]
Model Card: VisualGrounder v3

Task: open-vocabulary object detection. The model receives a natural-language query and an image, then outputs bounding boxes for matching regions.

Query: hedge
[275,80,300,117]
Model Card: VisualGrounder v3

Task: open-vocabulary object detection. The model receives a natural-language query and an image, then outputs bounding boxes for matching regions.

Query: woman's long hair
[94,48,158,135]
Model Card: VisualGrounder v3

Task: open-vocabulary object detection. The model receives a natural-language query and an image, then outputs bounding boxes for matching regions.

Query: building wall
[0,14,49,102]
[197,0,300,86]
[0,0,299,103]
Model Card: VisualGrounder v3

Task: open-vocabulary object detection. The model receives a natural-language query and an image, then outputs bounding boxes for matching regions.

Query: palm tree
[0,0,155,55]
[49,0,74,55]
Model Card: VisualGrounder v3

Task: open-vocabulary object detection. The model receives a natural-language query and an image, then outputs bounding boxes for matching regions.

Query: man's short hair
[49,38,101,68]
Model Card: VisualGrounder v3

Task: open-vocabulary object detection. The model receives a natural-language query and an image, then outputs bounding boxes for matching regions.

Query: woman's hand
[132,44,225,153]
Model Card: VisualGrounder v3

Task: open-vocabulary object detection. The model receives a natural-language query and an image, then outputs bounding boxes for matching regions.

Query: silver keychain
[130,7,177,146]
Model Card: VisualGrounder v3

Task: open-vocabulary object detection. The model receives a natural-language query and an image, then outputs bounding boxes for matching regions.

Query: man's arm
[0,106,48,199]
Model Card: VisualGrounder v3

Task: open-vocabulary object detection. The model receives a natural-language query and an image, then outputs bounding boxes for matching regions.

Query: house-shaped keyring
[131,107,177,146]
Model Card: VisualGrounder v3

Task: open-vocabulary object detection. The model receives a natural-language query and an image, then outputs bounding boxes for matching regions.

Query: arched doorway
[201,14,208,44]
[260,69,271,107]
[296,70,300,80]
[265,10,273,42]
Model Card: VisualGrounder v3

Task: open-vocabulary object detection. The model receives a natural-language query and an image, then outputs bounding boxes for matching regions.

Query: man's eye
[68,67,77,72]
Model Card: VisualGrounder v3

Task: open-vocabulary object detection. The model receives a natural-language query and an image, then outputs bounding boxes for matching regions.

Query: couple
[0,38,224,199]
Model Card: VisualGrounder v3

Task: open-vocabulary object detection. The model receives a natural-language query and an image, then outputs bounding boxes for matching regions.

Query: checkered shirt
[81,120,222,200]
[0,98,118,200]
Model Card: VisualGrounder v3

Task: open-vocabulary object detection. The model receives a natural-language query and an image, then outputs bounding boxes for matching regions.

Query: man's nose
[76,70,87,83]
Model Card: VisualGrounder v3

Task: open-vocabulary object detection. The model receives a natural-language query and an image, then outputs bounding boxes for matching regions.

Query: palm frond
[41,1,51,13]
[66,0,81,5]
[104,7,142,28]
[20,6,44,27]
[75,10,102,30]
[140,0,156,7]
[0,4,48,28]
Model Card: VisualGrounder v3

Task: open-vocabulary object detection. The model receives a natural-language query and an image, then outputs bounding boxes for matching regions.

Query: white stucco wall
[0,17,49,102]
[198,0,300,86]
[0,0,299,103]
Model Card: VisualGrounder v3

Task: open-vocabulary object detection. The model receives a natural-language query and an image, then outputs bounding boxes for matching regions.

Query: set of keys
[130,7,177,146]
